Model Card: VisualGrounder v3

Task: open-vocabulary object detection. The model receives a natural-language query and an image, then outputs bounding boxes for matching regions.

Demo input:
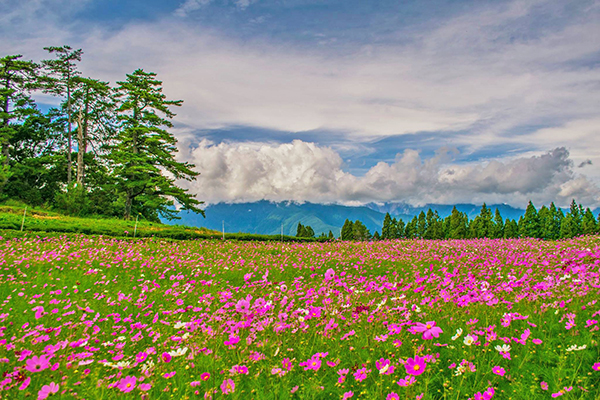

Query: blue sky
[2,0,600,206]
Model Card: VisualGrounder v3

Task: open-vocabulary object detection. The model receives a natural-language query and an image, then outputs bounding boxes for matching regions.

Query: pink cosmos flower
[397,375,416,387]
[230,365,248,375]
[353,367,370,382]
[387,393,400,400]
[282,358,293,371]
[26,355,51,373]
[299,355,322,371]
[19,377,31,390]
[532,338,543,345]
[117,376,137,393]
[593,363,600,371]
[161,352,172,363]
[342,391,354,399]
[551,387,572,398]
[404,355,426,376]
[220,378,235,395]
[492,366,505,376]
[413,321,443,340]
[540,382,549,390]
[37,382,59,400]
[224,335,240,347]
[200,372,211,381]
[139,383,152,391]
[324,268,335,281]
[163,371,176,378]
[473,387,495,400]
[290,386,299,394]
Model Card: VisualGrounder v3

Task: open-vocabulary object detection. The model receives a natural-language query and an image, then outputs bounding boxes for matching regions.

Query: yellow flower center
[413,365,420,371]
[426,324,432,329]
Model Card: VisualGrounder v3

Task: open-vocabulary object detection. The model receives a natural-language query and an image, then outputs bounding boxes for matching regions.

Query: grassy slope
[0,205,327,242]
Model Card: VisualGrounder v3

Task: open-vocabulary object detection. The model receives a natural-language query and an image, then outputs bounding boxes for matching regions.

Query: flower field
[0,235,599,399]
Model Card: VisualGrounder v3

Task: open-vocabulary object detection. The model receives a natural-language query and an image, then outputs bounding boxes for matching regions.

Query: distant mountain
[174,201,529,237]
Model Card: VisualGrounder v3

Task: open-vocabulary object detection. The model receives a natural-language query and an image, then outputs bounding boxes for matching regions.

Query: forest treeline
[0,47,203,222]
[338,200,599,241]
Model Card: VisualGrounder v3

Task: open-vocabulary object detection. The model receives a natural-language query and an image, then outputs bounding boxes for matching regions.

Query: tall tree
[42,46,83,186]
[0,55,38,191]
[504,219,518,238]
[520,201,541,238]
[581,208,597,235]
[71,77,114,187]
[448,206,467,239]
[341,219,353,240]
[491,208,504,239]
[381,212,392,239]
[110,69,204,220]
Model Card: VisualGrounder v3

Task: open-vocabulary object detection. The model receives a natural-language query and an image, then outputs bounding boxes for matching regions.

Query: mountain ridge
[175,201,532,237]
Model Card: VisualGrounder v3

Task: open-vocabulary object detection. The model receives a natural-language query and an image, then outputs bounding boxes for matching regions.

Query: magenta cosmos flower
[492,366,505,376]
[220,378,235,395]
[117,376,137,393]
[26,355,51,373]
[324,268,335,281]
[404,355,427,376]
[37,382,59,400]
[414,321,443,340]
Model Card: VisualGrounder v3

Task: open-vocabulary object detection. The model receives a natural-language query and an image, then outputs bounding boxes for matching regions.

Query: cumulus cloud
[181,140,600,207]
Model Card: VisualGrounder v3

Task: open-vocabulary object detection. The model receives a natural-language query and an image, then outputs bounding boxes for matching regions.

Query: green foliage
[109,69,204,220]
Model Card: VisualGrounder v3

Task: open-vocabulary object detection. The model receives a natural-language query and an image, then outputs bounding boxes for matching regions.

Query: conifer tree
[0,55,38,190]
[373,231,380,240]
[581,208,597,235]
[491,208,504,238]
[382,212,392,239]
[328,230,334,239]
[504,219,518,238]
[417,211,427,238]
[341,219,353,240]
[41,46,82,185]
[109,69,203,220]
[520,201,541,238]
[395,218,405,239]
[296,222,305,237]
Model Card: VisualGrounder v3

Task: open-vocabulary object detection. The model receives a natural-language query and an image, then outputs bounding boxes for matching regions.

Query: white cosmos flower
[463,334,476,346]
[495,344,511,353]
[451,328,463,341]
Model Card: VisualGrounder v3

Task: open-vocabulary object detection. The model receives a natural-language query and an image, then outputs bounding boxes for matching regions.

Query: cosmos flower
[37,382,59,400]
[117,376,137,393]
[492,366,505,376]
[220,378,235,395]
[413,321,443,340]
[25,355,50,373]
[404,356,426,376]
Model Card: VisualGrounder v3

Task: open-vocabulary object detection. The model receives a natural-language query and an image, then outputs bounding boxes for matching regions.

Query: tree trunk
[124,190,133,220]
[76,109,86,186]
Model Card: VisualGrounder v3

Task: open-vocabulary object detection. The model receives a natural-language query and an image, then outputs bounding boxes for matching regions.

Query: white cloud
[174,0,213,17]
[181,140,600,207]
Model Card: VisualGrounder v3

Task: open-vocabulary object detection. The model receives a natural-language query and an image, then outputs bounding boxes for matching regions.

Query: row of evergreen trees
[380,200,599,240]
[1,47,203,221]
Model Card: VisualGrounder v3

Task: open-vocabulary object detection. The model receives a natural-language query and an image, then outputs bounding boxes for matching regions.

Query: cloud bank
[181,140,600,207]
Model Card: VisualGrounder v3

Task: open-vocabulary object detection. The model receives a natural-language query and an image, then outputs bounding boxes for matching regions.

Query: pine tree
[41,46,83,186]
[448,206,467,239]
[491,208,504,238]
[373,231,380,240]
[0,55,38,191]
[305,225,315,238]
[582,208,597,235]
[520,201,541,238]
[504,219,518,238]
[109,69,204,220]
[341,219,353,240]
[381,212,392,239]
[417,211,427,238]
[395,218,405,239]
[328,230,334,239]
